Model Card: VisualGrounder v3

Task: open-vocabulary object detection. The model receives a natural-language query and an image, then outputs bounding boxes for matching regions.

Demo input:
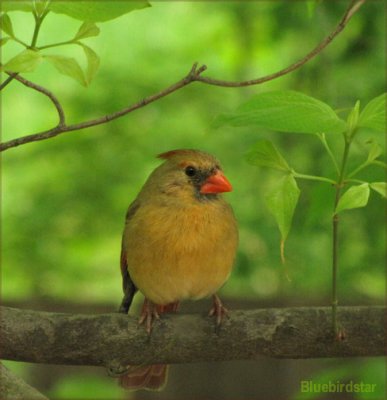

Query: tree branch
[0,362,49,400]
[195,0,367,87]
[0,0,366,153]
[0,63,207,152]
[0,72,19,91]
[0,306,385,370]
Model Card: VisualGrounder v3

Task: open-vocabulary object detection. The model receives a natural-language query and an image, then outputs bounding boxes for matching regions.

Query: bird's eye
[185,166,197,177]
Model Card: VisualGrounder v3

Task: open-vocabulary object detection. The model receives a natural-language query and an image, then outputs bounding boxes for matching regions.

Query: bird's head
[145,149,232,201]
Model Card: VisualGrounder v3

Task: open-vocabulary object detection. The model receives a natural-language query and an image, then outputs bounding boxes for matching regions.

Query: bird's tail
[118,301,179,391]
[119,364,169,391]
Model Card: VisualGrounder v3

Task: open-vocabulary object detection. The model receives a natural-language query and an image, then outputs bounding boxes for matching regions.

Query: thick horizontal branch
[0,0,366,153]
[0,306,384,369]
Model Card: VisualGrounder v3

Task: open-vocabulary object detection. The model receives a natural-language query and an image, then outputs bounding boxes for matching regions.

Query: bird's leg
[138,298,161,335]
[118,269,137,314]
[118,292,133,314]
[208,294,229,331]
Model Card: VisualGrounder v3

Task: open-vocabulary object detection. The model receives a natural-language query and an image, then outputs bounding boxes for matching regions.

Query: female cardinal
[118,149,238,390]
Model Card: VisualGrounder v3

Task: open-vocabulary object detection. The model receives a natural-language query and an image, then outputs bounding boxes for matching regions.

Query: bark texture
[0,306,385,370]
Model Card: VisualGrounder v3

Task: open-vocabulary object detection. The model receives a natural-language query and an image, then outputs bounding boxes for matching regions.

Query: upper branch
[0,0,366,153]
[0,63,207,152]
[195,0,367,87]
[0,306,385,368]
[0,72,19,91]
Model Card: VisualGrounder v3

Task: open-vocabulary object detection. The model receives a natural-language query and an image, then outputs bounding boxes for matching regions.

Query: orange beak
[200,171,233,194]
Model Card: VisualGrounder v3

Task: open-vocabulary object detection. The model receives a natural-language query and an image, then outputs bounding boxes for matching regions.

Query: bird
[117,149,238,390]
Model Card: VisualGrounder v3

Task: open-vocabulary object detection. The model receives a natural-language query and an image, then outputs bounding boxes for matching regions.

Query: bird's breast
[123,200,238,305]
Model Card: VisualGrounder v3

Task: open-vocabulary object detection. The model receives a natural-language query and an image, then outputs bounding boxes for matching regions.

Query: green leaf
[0,37,11,47]
[358,93,386,133]
[335,184,370,214]
[366,140,382,163]
[77,43,100,85]
[265,174,300,241]
[346,100,360,137]
[246,140,290,172]
[213,90,347,134]
[370,182,386,198]
[0,13,14,37]
[50,0,150,22]
[44,54,86,86]
[3,49,42,72]
[74,21,100,40]
[0,2,34,12]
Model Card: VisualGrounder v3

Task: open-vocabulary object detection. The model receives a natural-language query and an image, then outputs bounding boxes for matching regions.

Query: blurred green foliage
[3,0,384,303]
[1,1,385,399]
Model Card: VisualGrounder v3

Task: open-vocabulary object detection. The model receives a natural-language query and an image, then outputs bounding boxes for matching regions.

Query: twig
[0,0,366,153]
[0,63,207,152]
[12,73,66,127]
[0,72,18,91]
[344,0,367,22]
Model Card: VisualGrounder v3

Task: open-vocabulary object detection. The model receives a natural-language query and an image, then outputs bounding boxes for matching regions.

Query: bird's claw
[138,299,160,335]
[335,328,346,341]
[208,294,229,332]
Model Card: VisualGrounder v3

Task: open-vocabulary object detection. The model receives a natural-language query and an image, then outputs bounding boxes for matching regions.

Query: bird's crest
[157,149,197,160]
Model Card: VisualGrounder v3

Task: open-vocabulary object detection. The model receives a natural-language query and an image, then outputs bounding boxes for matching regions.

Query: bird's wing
[118,201,140,314]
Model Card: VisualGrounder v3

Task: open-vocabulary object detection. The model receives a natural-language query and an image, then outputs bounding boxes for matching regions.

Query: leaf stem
[30,10,49,49]
[331,137,352,338]
[37,40,76,51]
[347,161,370,179]
[292,171,336,185]
[345,178,367,184]
[10,36,30,48]
[317,133,340,175]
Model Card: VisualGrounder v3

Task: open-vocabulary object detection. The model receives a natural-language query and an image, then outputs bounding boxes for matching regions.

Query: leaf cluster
[215,91,386,258]
[0,0,150,85]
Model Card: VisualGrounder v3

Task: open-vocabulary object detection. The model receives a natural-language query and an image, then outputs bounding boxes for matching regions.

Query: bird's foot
[335,327,346,341]
[138,299,180,335]
[208,294,229,332]
[138,299,161,335]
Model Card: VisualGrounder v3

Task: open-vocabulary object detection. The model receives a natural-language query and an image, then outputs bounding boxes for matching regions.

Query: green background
[2,1,385,399]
